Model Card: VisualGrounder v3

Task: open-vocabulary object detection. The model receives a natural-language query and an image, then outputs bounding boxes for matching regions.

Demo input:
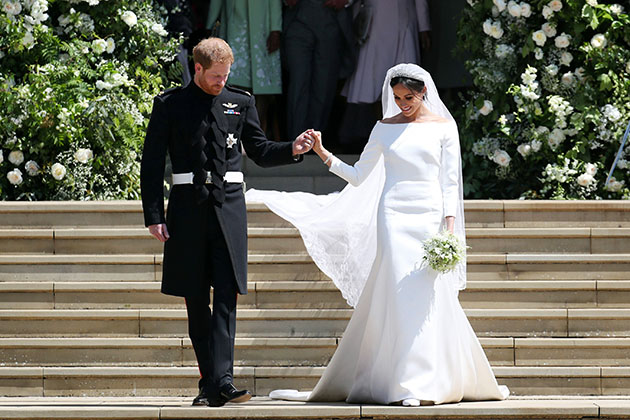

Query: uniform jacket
[141,81,299,297]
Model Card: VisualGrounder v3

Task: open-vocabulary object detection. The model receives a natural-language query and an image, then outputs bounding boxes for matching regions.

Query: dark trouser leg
[185,296,213,390]
[207,206,238,389]
[284,20,315,140]
[185,206,238,392]
[310,22,341,133]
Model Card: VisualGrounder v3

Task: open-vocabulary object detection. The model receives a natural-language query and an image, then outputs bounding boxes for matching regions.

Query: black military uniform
[141,80,300,404]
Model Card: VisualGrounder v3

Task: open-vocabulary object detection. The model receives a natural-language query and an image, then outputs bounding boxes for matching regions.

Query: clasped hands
[292,129,323,156]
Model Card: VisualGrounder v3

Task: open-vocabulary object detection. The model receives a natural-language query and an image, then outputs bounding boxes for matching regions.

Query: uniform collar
[187,80,217,102]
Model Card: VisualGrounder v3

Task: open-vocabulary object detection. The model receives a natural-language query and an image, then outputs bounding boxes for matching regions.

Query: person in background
[339,0,431,151]
[282,0,357,140]
[207,0,283,138]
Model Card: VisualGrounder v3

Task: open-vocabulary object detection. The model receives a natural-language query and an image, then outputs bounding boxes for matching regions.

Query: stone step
[4,227,630,255]
[5,280,630,310]
[0,396,626,420]
[0,365,627,397]
[0,337,338,368]
[1,200,629,228]
[5,337,630,368]
[1,308,630,338]
[2,253,630,282]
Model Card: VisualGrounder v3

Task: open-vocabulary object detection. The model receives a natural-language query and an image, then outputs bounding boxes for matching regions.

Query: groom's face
[195,62,231,96]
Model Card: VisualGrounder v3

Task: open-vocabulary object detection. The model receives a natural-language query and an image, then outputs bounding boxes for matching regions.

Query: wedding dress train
[249,121,508,405]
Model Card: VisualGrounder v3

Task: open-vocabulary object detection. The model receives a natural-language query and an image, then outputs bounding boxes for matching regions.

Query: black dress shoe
[192,387,225,407]
[219,383,251,403]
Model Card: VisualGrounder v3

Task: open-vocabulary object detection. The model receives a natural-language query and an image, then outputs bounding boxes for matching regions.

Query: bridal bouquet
[422,231,467,273]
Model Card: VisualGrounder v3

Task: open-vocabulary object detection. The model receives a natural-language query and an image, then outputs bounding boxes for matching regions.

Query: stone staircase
[1,200,630,419]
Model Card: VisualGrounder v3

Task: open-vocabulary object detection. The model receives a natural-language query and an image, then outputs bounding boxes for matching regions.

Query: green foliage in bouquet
[458,0,630,199]
[0,0,182,200]
[422,231,467,274]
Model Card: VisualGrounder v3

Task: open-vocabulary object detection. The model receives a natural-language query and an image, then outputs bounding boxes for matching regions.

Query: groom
[141,37,313,407]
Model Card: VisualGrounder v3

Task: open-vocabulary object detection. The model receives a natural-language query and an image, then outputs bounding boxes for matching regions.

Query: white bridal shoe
[402,398,420,407]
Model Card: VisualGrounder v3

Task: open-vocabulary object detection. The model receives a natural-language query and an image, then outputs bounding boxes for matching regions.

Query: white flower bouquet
[422,231,467,273]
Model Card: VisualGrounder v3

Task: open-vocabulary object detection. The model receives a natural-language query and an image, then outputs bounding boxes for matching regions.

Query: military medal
[227,133,238,149]
[223,102,240,115]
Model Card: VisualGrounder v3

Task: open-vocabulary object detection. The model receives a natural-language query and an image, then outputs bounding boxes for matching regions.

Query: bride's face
[393,84,425,118]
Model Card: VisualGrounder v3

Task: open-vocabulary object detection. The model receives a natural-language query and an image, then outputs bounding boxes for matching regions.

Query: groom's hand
[292,130,315,155]
[148,223,170,242]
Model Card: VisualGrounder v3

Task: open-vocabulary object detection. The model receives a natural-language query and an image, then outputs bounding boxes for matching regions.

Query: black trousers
[185,205,238,391]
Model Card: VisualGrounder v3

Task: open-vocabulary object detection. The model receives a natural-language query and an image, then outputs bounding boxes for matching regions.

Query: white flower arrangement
[422,231,467,274]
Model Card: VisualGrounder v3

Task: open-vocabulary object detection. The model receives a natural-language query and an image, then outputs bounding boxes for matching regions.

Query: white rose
[534,48,544,60]
[7,169,22,185]
[8,150,24,166]
[51,163,66,180]
[479,100,494,116]
[585,163,597,176]
[606,177,624,192]
[466,0,477,6]
[542,22,557,37]
[151,23,168,37]
[561,72,575,85]
[577,173,594,187]
[521,2,532,17]
[3,1,22,16]
[24,160,40,176]
[92,39,107,54]
[489,22,504,39]
[546,64,559,76]
[105,37,115,54]
[508,1,522,16]
[0,150,3,164]
[491,5,500,17]
[517,144,532,157]
[618,159,629,170]
[555,33,571,49]
[548,0,562,12]
[586,0,598,5]
[560,51,573,66]
[121,11,137,27]
[531,139,542,151]
[492,150,511,167]
[591,33,607,49]
[542,5,553,19]
[483,19,493,35]
[532,30,547,46]
[74,148,93,164]
[493,0,507,12]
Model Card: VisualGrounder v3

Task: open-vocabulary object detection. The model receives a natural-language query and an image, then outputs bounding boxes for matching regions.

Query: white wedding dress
[248,120,509,405]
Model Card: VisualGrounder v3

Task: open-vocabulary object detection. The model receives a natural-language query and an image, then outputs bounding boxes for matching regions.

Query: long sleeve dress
[250,121,509,404]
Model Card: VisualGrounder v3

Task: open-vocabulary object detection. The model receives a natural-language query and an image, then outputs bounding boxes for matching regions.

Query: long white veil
[246,63,467,307]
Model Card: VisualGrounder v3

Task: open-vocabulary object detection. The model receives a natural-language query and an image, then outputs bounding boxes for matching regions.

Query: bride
[246,64,509,406]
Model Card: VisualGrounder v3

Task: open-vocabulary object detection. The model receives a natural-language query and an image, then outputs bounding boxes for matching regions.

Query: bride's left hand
[445,216,455,234]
